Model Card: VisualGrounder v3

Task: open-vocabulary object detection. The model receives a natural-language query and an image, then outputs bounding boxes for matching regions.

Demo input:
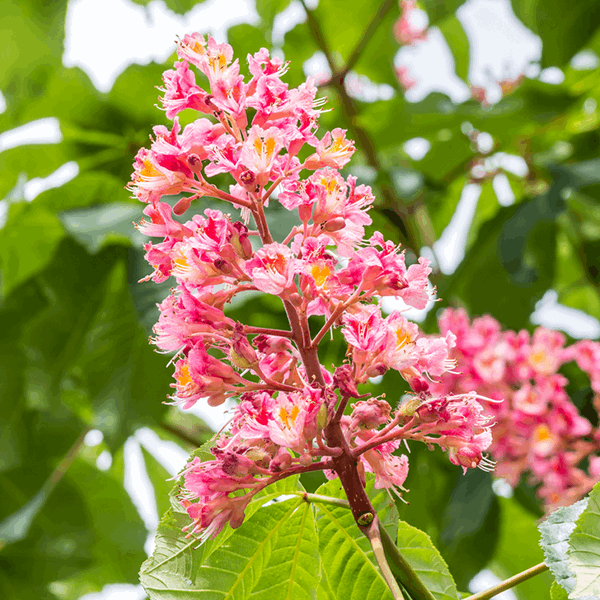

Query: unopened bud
[186,153,203,171]
[366,363,388,378]
[239,169,258,192]
[173,196,193,215]
[214,258,233,274]
[298,203,313,224]
[317,403,329,428]
[398,396,422,416]
[230,323,259,369]
[270,447,292,472]
[324,217,346,232]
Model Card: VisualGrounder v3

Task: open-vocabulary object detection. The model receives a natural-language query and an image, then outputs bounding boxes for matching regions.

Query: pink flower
[305,128,355,170]
[245,243,298,296]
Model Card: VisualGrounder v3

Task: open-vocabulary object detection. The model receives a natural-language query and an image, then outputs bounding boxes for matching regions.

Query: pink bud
[324,217,346,232]
[173,196,193,215]
[186,154,203,172]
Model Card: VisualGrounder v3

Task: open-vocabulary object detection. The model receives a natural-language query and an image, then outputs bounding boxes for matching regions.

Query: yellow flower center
[311,263,331,287]
[533,424,552,443]
[395,328,413,349]
[176,363,192,387]
[280,405,300,429]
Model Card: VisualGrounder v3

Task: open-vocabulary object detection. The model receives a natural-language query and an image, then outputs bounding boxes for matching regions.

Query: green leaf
[510,0,600,67]
[490,496,553,600]
[249,500,321,600]
[438,469,500,590]
[0,0,68,123]
[422,0,468,26]
[60,203,144,253]
[313,476,399,600]
[441,188,564,330]
[141,475,305,598]
[0,455,147,597]
[568,482,600,598]
[539,497,588,595]
[551,581,569,600]
[0,202,65,296]
[438,15,470,82]
[395,520,459,600]
[36,171,132,212]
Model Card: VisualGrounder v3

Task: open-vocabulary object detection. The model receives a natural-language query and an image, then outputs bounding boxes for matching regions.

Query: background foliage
[1,0,600,598]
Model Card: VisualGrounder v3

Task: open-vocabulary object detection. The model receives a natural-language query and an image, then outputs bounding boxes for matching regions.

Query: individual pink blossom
[245,243,298,297]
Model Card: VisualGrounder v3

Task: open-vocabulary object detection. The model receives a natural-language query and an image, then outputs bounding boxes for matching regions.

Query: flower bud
[239,169,258,192]
[186,153,203,172]
[213,258,233,274]
[230,323,259,369]
[324,217,346,232]
[366,363,388,378]
[298,202,313,224]
[173,196,193,215]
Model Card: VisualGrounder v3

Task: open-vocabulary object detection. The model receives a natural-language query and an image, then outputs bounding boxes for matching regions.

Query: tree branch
[464,562,549,600]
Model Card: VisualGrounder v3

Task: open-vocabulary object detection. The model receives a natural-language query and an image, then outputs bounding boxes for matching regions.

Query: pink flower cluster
[393,0,428,46]
[131,34,493,540]
[432,309,600,511]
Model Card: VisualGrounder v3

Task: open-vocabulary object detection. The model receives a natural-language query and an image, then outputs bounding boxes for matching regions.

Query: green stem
[464,562,549,600]
[379,527,437,600]
[365,517,406,600]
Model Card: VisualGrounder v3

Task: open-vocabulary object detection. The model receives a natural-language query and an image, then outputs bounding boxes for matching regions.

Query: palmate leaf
[313,477,398,600]
[395,521,459,600]
[538,497,588,595]
[568,482,600,598]
[140,475,314,599]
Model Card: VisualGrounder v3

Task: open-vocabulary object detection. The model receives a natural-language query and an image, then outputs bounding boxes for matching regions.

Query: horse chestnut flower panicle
[433,308,600,511]
[131,34,495,541]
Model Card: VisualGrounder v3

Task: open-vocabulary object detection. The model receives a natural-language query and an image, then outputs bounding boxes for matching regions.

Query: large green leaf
[395,521,459,600]
[0,202,65,297]
[568,482,600,598]
[539,497,588,595]
[438,15,470,82]
[490,496,553,600]
[511,0,600,67]
[0,455,147,598]
[141,475,306,598]
[313,476,398,600]
[249,500,321,600]
[0,0,68,123]
[438,469,500,590]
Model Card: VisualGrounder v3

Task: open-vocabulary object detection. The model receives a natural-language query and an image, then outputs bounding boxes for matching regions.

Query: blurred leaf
[73,258,169,445]
[0,202,65,297]
[568,482,600,598]
[35,171,132,212]
[442,188,564,329]
[511,0,600,67]
[439,469,500,589]
[0,0,68,123]
[60,203,144,253]
[438,15,470,82]
[539,497,588,595]
[0,455,146,597]
[422,0,468,26]
[395,521,460,600]
[490,496,553,600]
